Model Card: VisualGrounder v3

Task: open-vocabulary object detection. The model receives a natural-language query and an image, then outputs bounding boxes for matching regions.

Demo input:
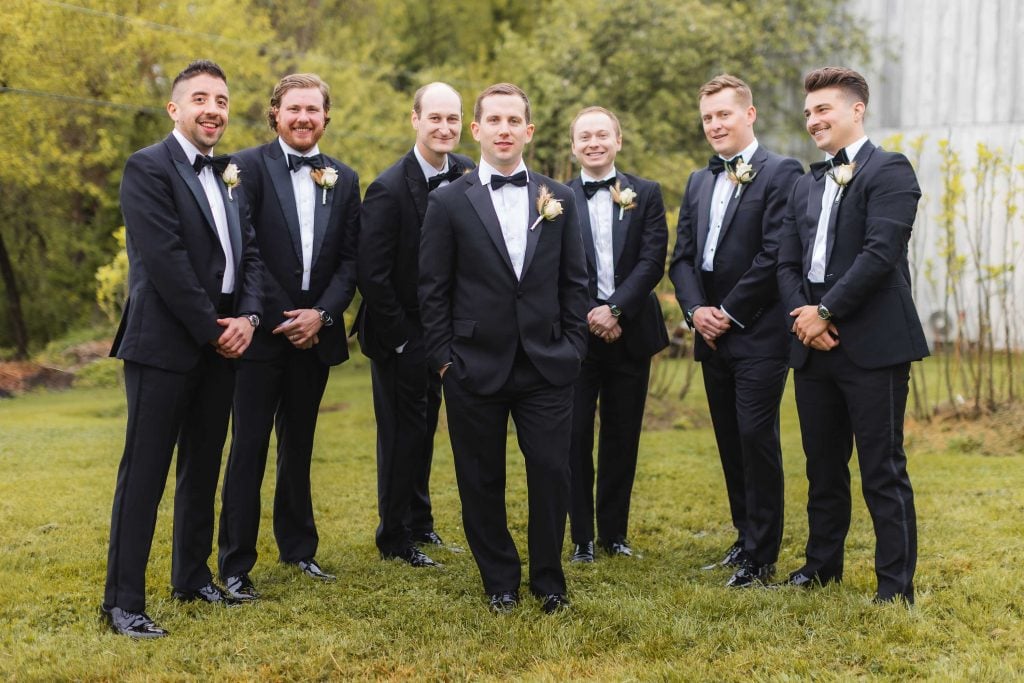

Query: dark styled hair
[569,106,621,140]
[267,73,331,130]
[413,82,462,115]
[698,74,753,107]
[804,67,870,106]
[473,83,531,123]
[171,60,227,94]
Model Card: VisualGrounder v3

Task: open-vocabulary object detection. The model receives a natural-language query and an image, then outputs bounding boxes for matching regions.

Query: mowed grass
[1,355,1022,680]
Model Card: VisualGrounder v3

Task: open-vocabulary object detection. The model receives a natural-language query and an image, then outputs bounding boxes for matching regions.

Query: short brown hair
[569,106,621,140]
[698,74,753,107]
[171,60,227,97]
[267,73,331,130]
[413,82,462,115]
[804,67,869,107]
[473,83,531,123]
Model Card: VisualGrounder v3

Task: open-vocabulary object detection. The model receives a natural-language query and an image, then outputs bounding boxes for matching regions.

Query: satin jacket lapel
[570,180,598,274]
[612,177,633,268]
[403,152,429,222]
[168,138,219,240]
[695,170,716,263]
[216,174,242,269]
[716,147,764,248]
[521,178,541,278]
[263,143,304,264]
[466,170,516,276]
[824,141,875,270]
[311,162,333,267]
[804,175,826,269]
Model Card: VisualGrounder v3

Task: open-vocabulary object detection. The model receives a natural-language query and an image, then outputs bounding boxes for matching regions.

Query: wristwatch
[245,313,260,328]
[817,303,832,321]
[314,307,334,327]
[608,303,622,318]
[685,305,702,326]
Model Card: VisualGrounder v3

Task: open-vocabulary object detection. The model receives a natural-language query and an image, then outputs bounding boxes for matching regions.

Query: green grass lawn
[1,356,1022,680]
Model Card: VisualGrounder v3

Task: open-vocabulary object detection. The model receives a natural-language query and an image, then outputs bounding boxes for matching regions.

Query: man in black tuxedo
[419,83,589,614]
[102,60,262,638]
[669,75,802,587]
[565,106,668,563]
[218,73,360,599]
[357,82,474,568]
[776,67,926,604]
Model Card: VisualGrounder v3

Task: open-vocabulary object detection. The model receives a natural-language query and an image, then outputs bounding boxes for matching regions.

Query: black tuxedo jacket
[231,140,360,367]
[777,140,929,369]
[669,145,802,361]
[356,150,475,361]
[111,134,262,373]
[418,167,590,395]
[568,172,669,360]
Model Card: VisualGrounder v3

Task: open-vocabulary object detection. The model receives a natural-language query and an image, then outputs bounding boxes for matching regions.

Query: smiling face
[167,73,229,154]
[699,87,756,159]
[804,86,865,155]
[571,110,621,179]
[273,87,327,154]
[471,93,534,174]
[412,84,463,168]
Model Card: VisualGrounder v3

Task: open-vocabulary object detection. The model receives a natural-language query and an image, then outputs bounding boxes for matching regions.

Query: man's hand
[693,306,731,350]
[790,305,833,347]
[214,317,255,358]
[600,322,622,343]
[805,323,840,351]
[272,309,323,348]
[588,305,618,337]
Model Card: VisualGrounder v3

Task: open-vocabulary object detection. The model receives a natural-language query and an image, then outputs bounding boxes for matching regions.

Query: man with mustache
[356,82,474,568]
[218,73,360,599]
[102,60,262,638]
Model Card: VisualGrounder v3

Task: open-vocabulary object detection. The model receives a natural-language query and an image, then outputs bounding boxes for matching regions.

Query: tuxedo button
[516,290,523,299]
[215,270,223,279]
[825,273,835,282]
[294,269,301,277]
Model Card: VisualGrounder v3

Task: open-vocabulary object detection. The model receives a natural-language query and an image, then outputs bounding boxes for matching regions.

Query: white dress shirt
[808,136,868,283]
[702,138,759,272]
[414,145,449,186]
[580,167,617,300]
[172,128,234,293]
[279,138,321,291]
[478,158,530,280]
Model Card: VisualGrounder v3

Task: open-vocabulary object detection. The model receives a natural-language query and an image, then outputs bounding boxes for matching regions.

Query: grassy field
[1,355,1022,681]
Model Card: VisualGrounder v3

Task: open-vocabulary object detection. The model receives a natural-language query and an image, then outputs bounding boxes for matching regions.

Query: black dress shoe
[224,573,259,601]
[601,539,633,557]
[569,541,595,563]
[101,605,168,639]
[294,558,337,582]
[873,592,914,606]
[726,562,776,588]
[488,590,519,613]
[171,582,240,606]
[412,530,445,546]
[773,570,838,589]
[381,546,441,567]
[539,594,570,614]
[702,542,747,570]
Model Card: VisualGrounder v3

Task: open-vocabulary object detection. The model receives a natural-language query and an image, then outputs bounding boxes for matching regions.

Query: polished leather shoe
[702,542,746,570]
[873,592,914,606]
[224,573,259,601]
[382,546,441,567]
[540,594,570,614]
[294,558,337,582]
[773,570,837,589]
[569,541,595,563]
[601,539,633,557]
[101,605,167,639]
[413,530,445,546]
[488,590,520,613]
[726,562,775,588]
[171,582,240,606]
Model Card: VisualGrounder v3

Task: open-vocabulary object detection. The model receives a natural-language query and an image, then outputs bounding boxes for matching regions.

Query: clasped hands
[588,305,621,343]
[271,308,323,350]
[213,317,254,358]
[789,305,840,351]
[692,306,730,351]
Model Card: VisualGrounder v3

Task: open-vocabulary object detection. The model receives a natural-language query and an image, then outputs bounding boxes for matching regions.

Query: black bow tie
[582,176,616,199]
[490,170,528,190]
[708,155,743,176]
[193,154,231,175]
[810,148,851,180]
[427,163,463,192]
[288,153,326,173]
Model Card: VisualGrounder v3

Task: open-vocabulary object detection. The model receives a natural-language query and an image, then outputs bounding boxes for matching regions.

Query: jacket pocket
[453,319,477,338]
[551,320,562,340]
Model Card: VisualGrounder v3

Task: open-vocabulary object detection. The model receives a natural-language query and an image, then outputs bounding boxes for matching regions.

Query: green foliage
[95,227,127,324]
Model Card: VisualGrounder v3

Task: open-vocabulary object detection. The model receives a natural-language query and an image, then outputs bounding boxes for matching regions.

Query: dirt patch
[0,362,74,397]
[907,401,1024,457]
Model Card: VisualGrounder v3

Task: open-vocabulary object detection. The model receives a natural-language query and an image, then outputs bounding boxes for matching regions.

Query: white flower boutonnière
[530,185,564,231]
[828,162,856,203]
[221,163,241,201]
[310,167,339,205]
[726,159,757,199]
[610,181,637,220]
